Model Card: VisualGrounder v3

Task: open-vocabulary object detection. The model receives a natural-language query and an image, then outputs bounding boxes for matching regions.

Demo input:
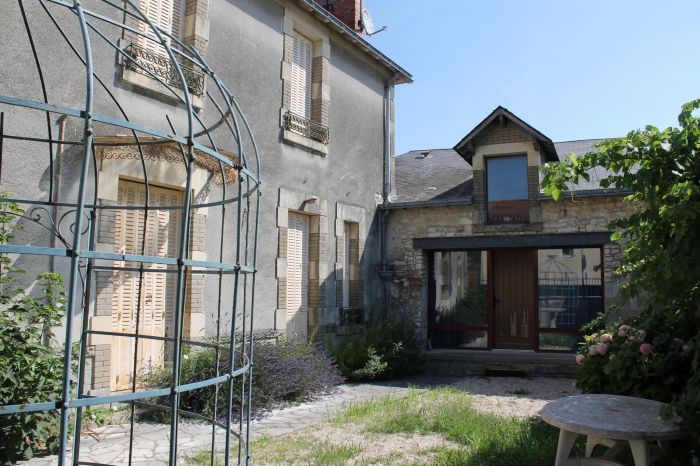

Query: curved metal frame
[0,1,261,464]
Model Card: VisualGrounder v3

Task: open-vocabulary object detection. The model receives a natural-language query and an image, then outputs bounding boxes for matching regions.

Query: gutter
[379,72,404,317]
[380,197,473,210]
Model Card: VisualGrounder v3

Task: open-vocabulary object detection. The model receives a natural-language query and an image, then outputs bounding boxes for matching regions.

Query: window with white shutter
[139,0,184,56]
[290,32,313,119]
[286,212,309,339]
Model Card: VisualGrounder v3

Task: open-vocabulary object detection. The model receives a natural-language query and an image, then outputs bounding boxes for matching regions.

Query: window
[291,32,313,120]
[139,0,183,55]
[486,155,529,224]
[430,251,488,348]
[120,0,206,99]
[537,247,603,350]
[281,11,330,151]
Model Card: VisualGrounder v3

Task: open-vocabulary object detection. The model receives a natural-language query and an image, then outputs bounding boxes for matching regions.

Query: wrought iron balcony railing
[125,43,206,97]
[283,111,329,144]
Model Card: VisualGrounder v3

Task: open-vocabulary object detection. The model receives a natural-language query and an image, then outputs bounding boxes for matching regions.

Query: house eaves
[454,106,558,164]
[294,0,413,84]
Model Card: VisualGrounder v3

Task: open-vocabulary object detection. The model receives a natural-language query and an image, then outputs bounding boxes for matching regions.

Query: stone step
[425,349,577,378]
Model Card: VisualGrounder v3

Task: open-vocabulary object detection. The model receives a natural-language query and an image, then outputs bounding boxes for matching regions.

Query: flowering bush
[141,334,343,420]
[575,314,693,404]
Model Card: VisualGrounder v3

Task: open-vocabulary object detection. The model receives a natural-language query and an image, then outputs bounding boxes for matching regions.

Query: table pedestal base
[554,430,651,466]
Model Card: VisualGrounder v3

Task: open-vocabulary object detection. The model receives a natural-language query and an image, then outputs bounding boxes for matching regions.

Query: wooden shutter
[342,222,350,308]
[291,32,313,119]
[111,181,182,391]
[139,0,183,55]
[286,212,309,339]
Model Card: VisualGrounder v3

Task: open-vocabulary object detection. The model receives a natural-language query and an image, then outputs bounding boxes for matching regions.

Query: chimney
[314,0,363,34]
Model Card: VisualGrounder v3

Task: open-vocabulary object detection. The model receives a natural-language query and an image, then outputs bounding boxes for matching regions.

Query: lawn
[187,386,584,466]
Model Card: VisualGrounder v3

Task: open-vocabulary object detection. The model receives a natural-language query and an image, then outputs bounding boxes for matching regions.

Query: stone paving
[20,377,449,465]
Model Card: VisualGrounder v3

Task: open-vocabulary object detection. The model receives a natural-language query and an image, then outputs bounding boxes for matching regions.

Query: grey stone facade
[1,0,410,392]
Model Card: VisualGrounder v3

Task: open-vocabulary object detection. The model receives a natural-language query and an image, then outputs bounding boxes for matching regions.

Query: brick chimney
[314,0,363,34]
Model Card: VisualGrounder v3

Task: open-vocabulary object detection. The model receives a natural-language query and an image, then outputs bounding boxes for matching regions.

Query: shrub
[336,320,423,381]
[140,335,343,420]
[0,197,68,464]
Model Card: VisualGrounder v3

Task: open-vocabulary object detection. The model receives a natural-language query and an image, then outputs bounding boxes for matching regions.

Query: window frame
[485,154,530,224]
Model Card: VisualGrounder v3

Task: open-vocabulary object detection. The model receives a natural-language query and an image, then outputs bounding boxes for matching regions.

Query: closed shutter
[111,181,181,391]
[342,222,350,308]
[139,0,183,55]
[286,212,309,339]
[291,32,313,119]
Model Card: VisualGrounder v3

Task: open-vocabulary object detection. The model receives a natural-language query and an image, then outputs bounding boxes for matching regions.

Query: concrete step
[425,349,577,378]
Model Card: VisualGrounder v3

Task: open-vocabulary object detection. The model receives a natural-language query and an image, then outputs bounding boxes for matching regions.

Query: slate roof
[393,139,619,205]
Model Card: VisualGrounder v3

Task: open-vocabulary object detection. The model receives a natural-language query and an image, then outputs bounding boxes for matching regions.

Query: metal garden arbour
[0,1,260,464]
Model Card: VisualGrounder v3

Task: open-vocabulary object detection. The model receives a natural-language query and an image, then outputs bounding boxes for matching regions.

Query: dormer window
[486,155,529,224]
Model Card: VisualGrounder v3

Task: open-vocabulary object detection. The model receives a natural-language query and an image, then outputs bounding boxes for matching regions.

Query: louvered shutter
[286,212,309,339]
[291,33,313,119]
[111,181,182,391]
[342,222,350,308]
[139,0,183,55]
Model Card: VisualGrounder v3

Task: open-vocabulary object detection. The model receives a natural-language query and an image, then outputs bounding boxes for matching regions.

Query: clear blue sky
[363,0,700,154]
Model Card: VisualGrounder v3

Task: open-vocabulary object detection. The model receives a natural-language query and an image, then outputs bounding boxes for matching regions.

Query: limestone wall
[385,194,640,343]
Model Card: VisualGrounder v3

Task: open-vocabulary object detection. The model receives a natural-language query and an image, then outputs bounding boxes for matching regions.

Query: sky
[361,1,700,155]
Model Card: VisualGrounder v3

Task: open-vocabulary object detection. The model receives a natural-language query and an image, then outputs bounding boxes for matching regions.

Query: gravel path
[20,375,575,465]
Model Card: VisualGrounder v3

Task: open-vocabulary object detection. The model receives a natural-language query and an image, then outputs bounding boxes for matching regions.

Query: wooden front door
[493,249,536,349]
[111,181,182,391]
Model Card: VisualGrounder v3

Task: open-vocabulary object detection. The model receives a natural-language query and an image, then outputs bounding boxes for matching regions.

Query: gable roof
[453,106,558,164]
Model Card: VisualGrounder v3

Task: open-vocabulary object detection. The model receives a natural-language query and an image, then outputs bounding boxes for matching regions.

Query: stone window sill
[282,129,329,155]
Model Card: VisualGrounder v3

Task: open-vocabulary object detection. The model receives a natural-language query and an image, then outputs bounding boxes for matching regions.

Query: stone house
[384,107,637,375]
[1,0,410,394]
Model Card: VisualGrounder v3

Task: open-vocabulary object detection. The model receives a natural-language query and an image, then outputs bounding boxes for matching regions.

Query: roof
[295,0,412,84]
[391,139,623,206]
[393,149,473,204]
[453,106,558,164]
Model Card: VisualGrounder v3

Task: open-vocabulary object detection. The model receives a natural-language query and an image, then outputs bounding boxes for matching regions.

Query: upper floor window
[139,0,184,55]
[120,0,206,99]
[486,155,529,224]
[291,32,313,120]
[280,10,330,153]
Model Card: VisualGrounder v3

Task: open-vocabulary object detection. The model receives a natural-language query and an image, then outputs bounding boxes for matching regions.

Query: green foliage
[0,196,68,464]
[542,100,700,457]
[336,320,423,381]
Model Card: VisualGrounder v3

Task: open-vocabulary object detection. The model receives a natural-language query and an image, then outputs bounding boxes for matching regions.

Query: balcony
[283,111,329,145]
[125,43,205,97]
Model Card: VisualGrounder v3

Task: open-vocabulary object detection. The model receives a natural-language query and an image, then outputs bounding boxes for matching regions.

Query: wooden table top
[541,394,684,441]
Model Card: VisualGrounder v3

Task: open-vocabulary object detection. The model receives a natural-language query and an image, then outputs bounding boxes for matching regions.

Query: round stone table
[541,394,684,466]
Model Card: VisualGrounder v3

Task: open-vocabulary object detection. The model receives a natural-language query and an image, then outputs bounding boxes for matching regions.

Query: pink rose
[640,343,653,356]
[596,344,609,356]
[636,330,647,341]
[600,334,612,343]
[619,325,631,332]
[589,345,599,356]
[682,344,690,353]
[576,354,585,365]
[618,329,628,338]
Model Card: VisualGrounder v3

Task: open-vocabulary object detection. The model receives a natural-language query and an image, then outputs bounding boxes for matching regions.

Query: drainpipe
[50,115,68,274]
[379,73,400,318]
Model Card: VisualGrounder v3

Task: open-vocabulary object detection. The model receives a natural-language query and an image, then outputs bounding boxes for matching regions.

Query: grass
[187,386,586,465]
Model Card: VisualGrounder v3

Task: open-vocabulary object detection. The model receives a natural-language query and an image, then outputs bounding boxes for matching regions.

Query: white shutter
[286,212,309,339]
[291,32,313,119]
[342,222,350,308]
[112,181,182,391]
[139,0,182,55]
